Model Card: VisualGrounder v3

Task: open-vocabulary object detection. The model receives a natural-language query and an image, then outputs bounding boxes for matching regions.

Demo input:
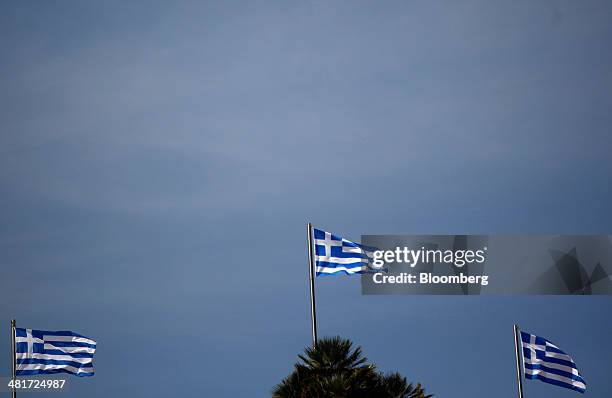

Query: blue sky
[1,1,611,397]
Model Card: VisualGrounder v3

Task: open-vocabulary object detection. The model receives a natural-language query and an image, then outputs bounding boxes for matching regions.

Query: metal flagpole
[513,324,524,398]
[11,319,16,398]
[306,223,318,347]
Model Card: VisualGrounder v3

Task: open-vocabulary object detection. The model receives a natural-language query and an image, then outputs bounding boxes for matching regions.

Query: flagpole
[513,324,524,398]
[306,223,318,347]
[11,319,16,398]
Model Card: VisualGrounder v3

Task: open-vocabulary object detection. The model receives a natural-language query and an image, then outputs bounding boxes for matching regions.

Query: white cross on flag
[312,227,377,276]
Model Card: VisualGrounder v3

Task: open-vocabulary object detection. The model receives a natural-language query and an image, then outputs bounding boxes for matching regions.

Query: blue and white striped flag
[521,330,586,393]
[15,328,96,377]
[313,228,378,276]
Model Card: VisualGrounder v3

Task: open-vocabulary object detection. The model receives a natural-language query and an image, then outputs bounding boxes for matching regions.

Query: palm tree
[380,372,432,398]
[272,336,432,398]
[297,336,368,373]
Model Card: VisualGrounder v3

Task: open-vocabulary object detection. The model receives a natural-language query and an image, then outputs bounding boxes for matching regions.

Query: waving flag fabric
[313,228,377,276]
[15,328,96,377]
[521,330,586,393]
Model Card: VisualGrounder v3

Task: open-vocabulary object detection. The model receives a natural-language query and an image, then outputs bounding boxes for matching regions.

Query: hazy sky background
[1,1,611,397]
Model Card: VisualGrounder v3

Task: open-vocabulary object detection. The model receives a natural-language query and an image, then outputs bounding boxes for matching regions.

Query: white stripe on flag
[342,246,364,253]
[43,335,96,345]
[543,351,575,362]
[43,344,95,354]
[16,353,93,364]
[317,257,365,264]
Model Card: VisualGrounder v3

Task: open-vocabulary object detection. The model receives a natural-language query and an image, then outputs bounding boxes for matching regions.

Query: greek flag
[15,328,96,377]
[521,330,586,393]
[313,228,377,276]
